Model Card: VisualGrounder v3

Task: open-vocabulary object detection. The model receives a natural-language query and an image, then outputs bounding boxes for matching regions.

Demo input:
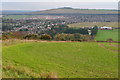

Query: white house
[100,26,113,30]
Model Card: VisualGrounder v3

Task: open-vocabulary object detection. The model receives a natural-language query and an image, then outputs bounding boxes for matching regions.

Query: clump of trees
[2,26,98,41]
[40,34,52,40]
[2,31,28,40]
[2,32,15,40]
[54,33,91,41]
[54,33,74,41]
[91,26,98,35]
[24,34,52,40]
[64,28,88,34]
[24,34,38,40]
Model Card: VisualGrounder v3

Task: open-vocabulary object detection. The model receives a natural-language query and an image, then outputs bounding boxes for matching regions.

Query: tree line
[2,24,98,41]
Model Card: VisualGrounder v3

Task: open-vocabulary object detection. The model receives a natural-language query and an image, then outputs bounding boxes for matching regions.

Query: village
[2,15,118,33]
[1,14,119,41]
[2,17,67,34]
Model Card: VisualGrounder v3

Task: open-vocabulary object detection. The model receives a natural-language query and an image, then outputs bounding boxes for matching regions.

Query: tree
[91,26,98,35]
[40,34,52,40]
[74,33,81,41]
[24,34,38,40]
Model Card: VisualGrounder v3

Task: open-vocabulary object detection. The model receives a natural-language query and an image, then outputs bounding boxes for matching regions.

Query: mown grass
[95,29,119,41]
[68,22,118,28]
[2,40,118,78]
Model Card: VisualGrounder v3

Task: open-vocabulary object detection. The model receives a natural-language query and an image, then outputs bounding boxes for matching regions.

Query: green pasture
[68,22,118,28]
[3,15,35,19]
[95,29,119,41]
[2,41,118,78]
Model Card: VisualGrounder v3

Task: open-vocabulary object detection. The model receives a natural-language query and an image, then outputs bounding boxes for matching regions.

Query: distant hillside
[2,10,34,15]
[30,7,118,15]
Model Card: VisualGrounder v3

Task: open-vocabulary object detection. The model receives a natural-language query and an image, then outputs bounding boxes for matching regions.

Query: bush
[91,26,98,35]
[40,34,52,40]
[54,33,67,41]
[2,32,15,40]
[54,33,83,41]
[74,33,81,41]
[24,34,38,40]
[107,38,113,42]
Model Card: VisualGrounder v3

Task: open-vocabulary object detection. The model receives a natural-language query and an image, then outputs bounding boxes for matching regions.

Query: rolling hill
[2,40,118,78]
[29,7,118,15]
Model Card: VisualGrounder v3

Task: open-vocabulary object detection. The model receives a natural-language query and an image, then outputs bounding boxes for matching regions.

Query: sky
[1,0,120,2]
[1,1,119,10]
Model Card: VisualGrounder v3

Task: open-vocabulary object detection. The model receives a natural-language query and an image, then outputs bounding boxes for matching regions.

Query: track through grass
[2,41,118,78]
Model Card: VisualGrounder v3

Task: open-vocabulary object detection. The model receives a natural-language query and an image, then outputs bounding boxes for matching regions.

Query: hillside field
[30,8,118,14]
[3,15,35,19]
[95,29,119,41]
[68,22,118,28]
[2,40,118,78]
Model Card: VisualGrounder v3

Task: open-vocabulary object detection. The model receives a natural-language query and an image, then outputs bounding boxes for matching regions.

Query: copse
[64,28,89,35]
[40,34,52,40]
[2,32,15,40]
[74,33,81,41]
[54,33,69,41]
[24,34,38,40]
[91,26,98,35]
[54,33,90,41]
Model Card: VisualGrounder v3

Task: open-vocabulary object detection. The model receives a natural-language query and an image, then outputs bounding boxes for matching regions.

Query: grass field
[68,22,118,28]
[0,41,1,79]
[2,40,118,78]
[4,15,36,19]
[95,29,119,41]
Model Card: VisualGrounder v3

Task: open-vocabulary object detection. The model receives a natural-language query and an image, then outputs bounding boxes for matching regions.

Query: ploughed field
[2,40,118,78]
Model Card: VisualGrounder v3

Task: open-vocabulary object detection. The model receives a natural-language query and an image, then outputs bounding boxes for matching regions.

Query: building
[100,26,113,30]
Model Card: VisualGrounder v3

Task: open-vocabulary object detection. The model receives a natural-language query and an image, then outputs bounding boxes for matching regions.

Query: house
[100,26,113,30]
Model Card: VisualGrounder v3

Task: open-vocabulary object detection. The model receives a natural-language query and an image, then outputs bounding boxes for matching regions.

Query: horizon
[2,7,118,11]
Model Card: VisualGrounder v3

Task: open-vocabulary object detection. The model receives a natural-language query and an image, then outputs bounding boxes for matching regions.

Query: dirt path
[109,43,118,48]
[98,43,118,52]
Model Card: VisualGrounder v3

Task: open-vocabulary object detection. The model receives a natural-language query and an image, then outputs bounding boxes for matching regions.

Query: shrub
[54,33,83,41]
[24,34,38,40]
[107,38,113,42]
[74,33,81,41]
[40,34,52,40]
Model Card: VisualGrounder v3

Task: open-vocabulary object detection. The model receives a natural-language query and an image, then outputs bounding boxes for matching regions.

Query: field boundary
[1,39,120,43]
[98,43,118,52]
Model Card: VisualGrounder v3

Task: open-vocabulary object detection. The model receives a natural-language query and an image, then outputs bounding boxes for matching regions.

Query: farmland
[95,29,119,41]
[2,40,118,78]
[68,22,118,28]
[2,7,119,78]
[3,15,36,19]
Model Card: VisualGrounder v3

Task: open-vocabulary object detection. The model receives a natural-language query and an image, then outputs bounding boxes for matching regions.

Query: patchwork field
[2,40,118,78]
[95,29,119,41]
[68,22,118,28]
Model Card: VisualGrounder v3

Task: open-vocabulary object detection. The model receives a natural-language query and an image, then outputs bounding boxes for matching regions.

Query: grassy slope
[2,41,118,78]
[95,29,119,41]
[0,42,1,79]
[31,9,118,14]
[68,22,118,28]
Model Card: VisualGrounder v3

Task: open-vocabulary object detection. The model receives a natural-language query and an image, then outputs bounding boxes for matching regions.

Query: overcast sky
[2,1,119,10]
[1,0,120,2]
